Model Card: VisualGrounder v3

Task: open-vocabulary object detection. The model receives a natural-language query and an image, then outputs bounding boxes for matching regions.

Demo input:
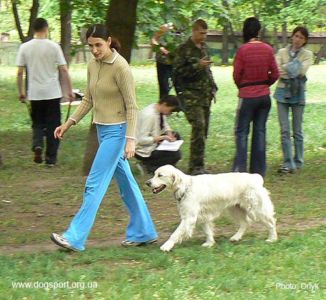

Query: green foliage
[1,0,325,46]
[278,0,325,30]
[136,0,224,44]
[71,0,109,32]
[231,0,325,32]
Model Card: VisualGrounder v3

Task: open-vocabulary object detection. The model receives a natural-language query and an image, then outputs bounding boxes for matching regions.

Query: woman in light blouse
[274,26,313,174]
[50,24,157,251]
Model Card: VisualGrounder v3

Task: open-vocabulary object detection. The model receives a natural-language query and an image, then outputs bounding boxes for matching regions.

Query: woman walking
[50,24,157,251]
[274,26,313,174]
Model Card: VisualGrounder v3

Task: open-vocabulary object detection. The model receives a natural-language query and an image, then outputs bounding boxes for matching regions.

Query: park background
[0,0,326,299]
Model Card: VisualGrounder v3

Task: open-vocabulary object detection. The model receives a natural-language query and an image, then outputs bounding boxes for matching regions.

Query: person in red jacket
[232,17,279,177]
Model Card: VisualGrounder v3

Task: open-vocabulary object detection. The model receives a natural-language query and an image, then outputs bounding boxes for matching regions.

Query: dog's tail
[244,177,275,222]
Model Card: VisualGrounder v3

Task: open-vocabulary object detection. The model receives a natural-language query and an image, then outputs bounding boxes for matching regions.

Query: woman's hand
[124,138,136,159]
[54,119,74,139]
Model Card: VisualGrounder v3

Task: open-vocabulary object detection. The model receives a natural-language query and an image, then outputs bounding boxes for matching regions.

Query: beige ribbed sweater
[70,49,138,138]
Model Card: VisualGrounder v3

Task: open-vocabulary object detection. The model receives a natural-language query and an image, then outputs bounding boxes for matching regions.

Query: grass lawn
[0,64,325,299]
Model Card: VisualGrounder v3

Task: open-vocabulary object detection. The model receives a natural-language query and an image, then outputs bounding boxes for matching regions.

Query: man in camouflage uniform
[173,19,217,175]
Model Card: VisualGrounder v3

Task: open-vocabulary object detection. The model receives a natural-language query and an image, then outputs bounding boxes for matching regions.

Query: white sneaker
[121,238,157,247]
[50,233,78,251]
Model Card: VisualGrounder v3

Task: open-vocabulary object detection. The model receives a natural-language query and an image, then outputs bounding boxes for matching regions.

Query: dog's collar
[175,190,186,202]
[174,179,191,202]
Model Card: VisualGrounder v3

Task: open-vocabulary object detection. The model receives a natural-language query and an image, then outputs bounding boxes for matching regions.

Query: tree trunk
[12,1,25,42]
[272,26,279,52]
[281,0,289,47]
[281,22,288,47]
[60,0,72,64]
[260,26,267,43]
[315,42,326,64]
[27,0,39,40]
[12,0,39,42]
[106,0,139,63]
[228,22,238,50]
[221,24,229,65]
[81,0,139,176]
[81,123,99,176]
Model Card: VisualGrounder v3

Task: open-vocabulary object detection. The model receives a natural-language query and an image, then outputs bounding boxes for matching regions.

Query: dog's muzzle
[145,179,166,194]
[151,184,166,194]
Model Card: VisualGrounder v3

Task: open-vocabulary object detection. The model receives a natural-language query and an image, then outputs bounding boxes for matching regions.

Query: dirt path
[1,217,325,255]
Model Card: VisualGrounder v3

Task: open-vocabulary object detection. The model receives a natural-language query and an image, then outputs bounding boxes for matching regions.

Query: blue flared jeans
[277,102,304,170]
[63,123,157,250]
[232,96,271,177]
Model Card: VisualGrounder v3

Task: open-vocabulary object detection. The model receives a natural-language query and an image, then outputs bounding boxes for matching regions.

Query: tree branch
[12,0,25,42]
[27,0,40,40]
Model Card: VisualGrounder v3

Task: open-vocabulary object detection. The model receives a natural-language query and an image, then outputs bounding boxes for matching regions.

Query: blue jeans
[63,124,157,250]
[277,102,304,170]
[232,96,271,177]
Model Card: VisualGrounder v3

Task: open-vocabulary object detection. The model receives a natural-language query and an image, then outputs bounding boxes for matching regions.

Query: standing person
[274,26,313,174]
[151,23,183,98]
[16,18,74,166]
[232,17,279,177]
[50,24,157,251]
[135,95,182,174]
[173,19,217,175]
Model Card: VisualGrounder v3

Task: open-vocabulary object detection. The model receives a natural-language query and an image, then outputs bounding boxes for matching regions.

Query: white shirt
[16,38,67,100]
[135,103,171,157]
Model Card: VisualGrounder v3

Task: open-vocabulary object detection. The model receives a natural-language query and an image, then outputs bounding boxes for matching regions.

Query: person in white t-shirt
[135,95,182,173]
[16,18,74,166]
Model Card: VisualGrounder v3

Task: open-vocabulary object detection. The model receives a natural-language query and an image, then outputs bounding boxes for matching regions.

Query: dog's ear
[172,173,182,187]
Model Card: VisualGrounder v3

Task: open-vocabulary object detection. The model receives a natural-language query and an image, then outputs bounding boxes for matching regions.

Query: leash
[65,100,72,122]
[64,89,84,122]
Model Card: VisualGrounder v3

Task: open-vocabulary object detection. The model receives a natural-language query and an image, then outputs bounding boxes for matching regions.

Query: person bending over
[135,95,182,174]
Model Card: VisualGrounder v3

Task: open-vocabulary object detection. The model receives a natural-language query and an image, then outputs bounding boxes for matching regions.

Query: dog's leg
[228,205,250,242]
[160,216,197,252]
[201,221,215,248]
[259,216,278,242]
[254,188,278,242]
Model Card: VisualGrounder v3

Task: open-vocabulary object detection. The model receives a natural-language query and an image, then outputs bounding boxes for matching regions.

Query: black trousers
[136,150,181,173]
[156,61,173,98]
[30,98,61,163]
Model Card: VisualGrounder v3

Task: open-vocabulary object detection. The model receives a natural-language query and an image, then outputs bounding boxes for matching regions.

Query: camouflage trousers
[180,91,212,173]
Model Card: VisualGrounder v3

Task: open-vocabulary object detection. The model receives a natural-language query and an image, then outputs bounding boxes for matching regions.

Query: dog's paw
[266,237,278,243]
[201,241,215,248]
[229,235,242,242]
[160,240,174,252]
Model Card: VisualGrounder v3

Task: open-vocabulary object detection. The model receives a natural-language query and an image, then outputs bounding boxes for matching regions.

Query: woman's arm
[299,50,313,76]
[275,49,289,78]
[69,67,93,124]
[115,64,138,139]
[268,51,280,85]
[233,49,244,87]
